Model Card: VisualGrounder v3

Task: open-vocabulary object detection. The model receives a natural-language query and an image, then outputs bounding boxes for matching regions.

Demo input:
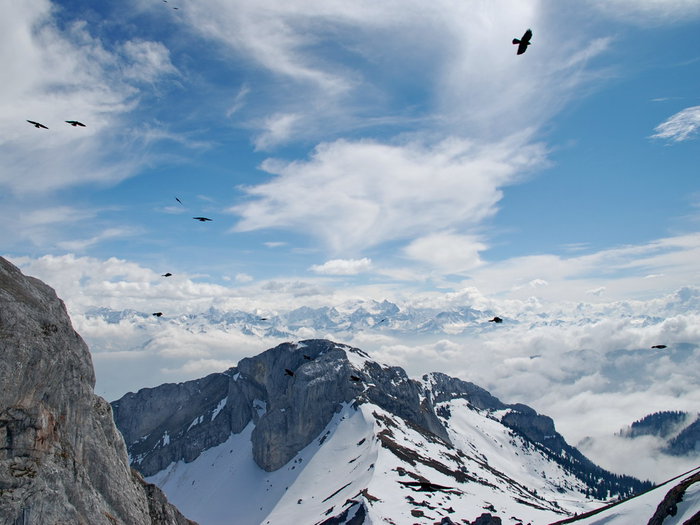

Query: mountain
[550,466,700,525]
[0,257,195,525]
[112,339,651,525]
[620,411,700,456]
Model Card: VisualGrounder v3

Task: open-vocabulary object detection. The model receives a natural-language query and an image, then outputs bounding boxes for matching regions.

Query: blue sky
[3,0,700,481]
[2,0,699,298]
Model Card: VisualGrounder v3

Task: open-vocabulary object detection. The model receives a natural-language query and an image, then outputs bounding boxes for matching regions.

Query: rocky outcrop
[114,339,450,474]
[0,257,195,525]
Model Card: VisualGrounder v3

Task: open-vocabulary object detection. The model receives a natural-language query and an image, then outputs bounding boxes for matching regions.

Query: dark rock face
[114,340,450,474]
[0,257,195,525]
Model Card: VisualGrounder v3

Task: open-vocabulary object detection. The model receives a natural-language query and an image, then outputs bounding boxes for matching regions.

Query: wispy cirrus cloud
[651,105,700,142]
[0,2,178,195]
[586,0,700,23]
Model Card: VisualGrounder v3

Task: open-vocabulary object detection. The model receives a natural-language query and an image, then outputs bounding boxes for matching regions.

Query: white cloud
[310,258,373,275]
[587,0,700,22]
[0,2,178,195]
[403,232,486,274]
[651,106,700,142]
[56,227,140,251]
[254,113,302,150]
[170,0,611,146]
[233,136,546,254]
[235,273,254,283]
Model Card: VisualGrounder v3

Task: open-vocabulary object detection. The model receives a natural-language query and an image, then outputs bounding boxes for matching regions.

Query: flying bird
[284,368,295,377]
[259,317,268,321]
[65,120,86,127]
[193,217,213,222]
[488,316,503,323]
[162,273,172,277]
[651,345,667,349]
[27,120,48,129]
[152,312,163,317]
[398,481,455,493]
[350,375,362,382]
[175,197,183,205]
[513,28,532,55]
[303,354,313,360]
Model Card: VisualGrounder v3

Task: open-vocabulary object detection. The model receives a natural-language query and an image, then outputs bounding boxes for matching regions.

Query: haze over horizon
[2,0,699,485]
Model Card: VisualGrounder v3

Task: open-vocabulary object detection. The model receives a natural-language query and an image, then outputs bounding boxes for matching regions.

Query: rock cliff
[0,257,195,525]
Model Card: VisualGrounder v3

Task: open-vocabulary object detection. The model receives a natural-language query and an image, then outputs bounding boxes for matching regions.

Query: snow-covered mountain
[551,466,700,525]
[112,339,651,525]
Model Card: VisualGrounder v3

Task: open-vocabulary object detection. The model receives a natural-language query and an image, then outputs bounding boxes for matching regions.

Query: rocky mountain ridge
[0,257,194,525]
[113,339,652,524]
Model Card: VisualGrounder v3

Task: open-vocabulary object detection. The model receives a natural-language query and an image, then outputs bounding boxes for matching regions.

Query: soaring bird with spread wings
[513,29,532,55]
[27,120,48,129]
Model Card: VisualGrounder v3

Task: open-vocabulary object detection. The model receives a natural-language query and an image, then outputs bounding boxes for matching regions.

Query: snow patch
[212,397,227,420]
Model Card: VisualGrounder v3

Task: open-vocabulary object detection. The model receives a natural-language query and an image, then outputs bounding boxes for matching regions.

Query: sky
[2,0,700,483]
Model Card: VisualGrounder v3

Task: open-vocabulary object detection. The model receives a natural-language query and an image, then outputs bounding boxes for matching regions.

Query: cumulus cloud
[233,136,546,254]
[651,106,700,142]
[403,232,486,274]
[310,258,373,275]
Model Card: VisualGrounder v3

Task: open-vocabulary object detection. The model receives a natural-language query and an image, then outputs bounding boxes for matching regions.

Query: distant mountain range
[83,296,697,341]
[111,339,653,525]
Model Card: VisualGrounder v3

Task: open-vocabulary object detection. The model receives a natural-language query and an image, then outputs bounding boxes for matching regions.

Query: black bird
[153,312,163,317]
[284,368,295,377]
[27,120,48,129]
[193,217,213,222]
[488,316,503,323]
[175,197,183,205]
[651,345,667,349]
[350,375,362,382]
[65,120,86,127]
[162,273,172,277]
[398,481,455,493]
[259,317,268,321]
[512,29,532,55]
[303,354,313,360]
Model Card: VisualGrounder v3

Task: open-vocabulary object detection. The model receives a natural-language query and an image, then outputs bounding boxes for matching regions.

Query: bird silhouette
[651,345,667,349]
[488,316,503,323]
[27,120,48,129]
[284,368,295,377]
[65,120,86,127]
[513,29,532,55]
[259,317,268,321]
[350,375,362,382]
[152,312,163,317]
[175,197,183,205]
[162,273,172,277]
[193,217,213,222]
[398,481,455,492]
[303,354,313,360]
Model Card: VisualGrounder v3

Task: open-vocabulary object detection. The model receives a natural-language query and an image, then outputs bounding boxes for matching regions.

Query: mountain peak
[112,338,652,524]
